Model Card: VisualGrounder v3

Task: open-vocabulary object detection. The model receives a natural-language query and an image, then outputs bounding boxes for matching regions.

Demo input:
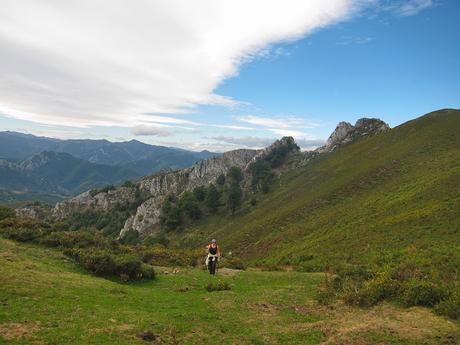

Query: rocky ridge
[318,118,390,153]
[52,118,389,238]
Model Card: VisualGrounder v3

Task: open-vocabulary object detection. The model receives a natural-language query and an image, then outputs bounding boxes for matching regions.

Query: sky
[0,0,459,152]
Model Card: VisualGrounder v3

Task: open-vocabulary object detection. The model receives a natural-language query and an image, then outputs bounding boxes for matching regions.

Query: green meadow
[1,238,459,344]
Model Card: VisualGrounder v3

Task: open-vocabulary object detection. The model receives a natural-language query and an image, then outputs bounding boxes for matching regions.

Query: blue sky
[0,0,459,151]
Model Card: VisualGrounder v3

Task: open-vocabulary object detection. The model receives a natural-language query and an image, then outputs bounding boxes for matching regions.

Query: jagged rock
[53,187,137,219]
[319,118,389,152]
[15,205,49,219]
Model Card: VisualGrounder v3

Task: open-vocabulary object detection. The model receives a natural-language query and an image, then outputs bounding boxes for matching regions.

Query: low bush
[205,281,231,292]
[65,248,155,282]
[0,226,44,243]
[221,256,246,270]
[434,291,460,319]
[315,287,336,306]
[400,280,448,307]
[0,205,16,221]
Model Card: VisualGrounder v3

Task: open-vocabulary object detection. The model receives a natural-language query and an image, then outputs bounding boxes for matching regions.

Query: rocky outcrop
[53,187,138,219]
[15,205,49,219]
[319,118,390,153]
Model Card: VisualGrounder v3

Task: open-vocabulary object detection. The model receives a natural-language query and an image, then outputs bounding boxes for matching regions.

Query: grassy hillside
[1,238,459,344]
[177,109,460,270]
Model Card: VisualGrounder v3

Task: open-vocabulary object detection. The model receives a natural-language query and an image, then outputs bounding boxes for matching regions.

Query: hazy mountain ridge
[0,131,217,175]
[0,132,218,202]
[0,151,136,199]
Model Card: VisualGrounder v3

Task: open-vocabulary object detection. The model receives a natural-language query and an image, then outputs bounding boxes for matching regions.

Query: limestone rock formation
[319,118,390,153]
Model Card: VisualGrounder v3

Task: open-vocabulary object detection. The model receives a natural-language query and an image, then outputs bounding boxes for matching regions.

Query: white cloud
[0,0,360,127]
[208,135,324,150]
[396,0,434,16]
[237,115,319,129]
[131,125,175,137]
[375,0,435,17]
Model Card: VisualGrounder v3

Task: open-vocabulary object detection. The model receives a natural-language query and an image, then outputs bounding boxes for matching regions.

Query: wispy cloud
[237,115,319,129]
[337,35,374,45]
[208,135,324,150]
[375,0,436,17]
[396,0,435,16]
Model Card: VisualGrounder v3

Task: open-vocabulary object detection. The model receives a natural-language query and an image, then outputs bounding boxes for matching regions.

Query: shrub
[0,227,43,243]
[122,180,135,188]
[119,229,140,245]
[227,166,243,183]
[78,249,116,275]
[205,184,220,212]
[435,291,460,319]
[141,264,156,280]
[227,182,242,215]
[315,287,336,306]
[399,280,448,307]
[144,233,169,247]
[342,274,401,307]
[216,174,226,186]
[221,256,246,270]
[113,254,143,280]
[40,230,106,248]
[206,281,231,292]
[193,186,207,202]
[0,205,15,221]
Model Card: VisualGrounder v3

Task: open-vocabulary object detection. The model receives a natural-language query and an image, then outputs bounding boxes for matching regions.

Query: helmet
[211,239,217,243]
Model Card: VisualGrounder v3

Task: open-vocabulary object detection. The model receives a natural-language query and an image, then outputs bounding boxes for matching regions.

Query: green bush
[221,256,246,270]
[65,248,154,282]
[40,230,106,248]
[78,249,116,275]
[315,287,336,306]
[0,227,43,243]
[400,280,448,307]
[342,274,401,307]
[206,281,231,292]
[113,254,143,280]
[0,205,16,221]
[435,291,460,319]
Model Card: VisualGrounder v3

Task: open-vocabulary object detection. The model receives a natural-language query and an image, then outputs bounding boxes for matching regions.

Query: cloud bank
[0,0,359,127]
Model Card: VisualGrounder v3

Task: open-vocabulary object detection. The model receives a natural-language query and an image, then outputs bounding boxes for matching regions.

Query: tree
[228,166,243,183]
[227,183,243,215]
[179,192,202,220]
[216,174,226,186]
[205,184,220,211]
[193,186,207,202]
[160,195,182,230]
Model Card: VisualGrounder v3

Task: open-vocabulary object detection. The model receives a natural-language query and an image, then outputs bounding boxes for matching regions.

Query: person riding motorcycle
[205,239,221,275]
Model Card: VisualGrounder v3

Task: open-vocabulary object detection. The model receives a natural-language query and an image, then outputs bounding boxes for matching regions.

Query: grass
[1,238,459,344]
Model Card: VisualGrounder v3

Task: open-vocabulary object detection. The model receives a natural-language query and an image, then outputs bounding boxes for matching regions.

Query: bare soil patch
[0,321,41,341]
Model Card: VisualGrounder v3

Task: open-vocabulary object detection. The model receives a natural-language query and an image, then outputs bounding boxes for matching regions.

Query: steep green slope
[179,109,460,269]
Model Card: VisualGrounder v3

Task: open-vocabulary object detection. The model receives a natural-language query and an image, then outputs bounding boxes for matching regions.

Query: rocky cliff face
[319,118,390,153]
[53,119,389,239]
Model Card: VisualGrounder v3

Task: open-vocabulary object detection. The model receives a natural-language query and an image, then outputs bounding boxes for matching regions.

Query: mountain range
[0,131,216,202]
